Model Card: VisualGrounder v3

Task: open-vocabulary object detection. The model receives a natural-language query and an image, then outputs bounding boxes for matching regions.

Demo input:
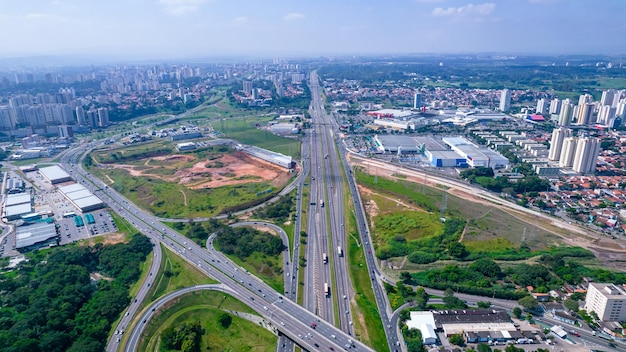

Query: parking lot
[57,210,118,245]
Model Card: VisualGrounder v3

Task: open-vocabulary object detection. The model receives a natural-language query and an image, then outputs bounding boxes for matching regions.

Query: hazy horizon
[1,0,625,60]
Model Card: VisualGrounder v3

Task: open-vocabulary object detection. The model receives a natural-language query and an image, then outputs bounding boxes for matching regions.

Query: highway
[59,144,374,352]
[308,72,354,334]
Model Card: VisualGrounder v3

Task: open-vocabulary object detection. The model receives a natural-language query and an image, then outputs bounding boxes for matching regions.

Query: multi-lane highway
[60,143,374,352]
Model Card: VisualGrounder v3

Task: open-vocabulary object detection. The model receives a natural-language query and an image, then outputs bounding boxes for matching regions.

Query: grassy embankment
[138,290,275,352]
[342,171,389,352]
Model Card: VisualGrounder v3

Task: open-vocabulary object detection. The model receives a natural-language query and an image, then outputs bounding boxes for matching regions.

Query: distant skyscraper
[75,106,86,125]
[97,107,109,127]
[559,137,577,168]
[572,137,601,174]
[549,98,561,115]
[243,81,253,96]
[576,103,595,125]
[558,100,573,126]
[536,98,548,115]
[499,89,511,112]
[548,127,572,161]
[58,125,74,138]
[413,92,422,109]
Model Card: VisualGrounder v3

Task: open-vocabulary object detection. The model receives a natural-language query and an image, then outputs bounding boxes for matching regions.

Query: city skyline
[1,0,626,60]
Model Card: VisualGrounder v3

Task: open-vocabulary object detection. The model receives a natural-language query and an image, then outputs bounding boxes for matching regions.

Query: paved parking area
[58,210,118,245]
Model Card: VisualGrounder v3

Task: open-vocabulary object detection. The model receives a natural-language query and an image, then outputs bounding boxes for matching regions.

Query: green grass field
[151,245,218,300]
[224,251,284,293]
[138,291,273,352]
[356,170,561,255]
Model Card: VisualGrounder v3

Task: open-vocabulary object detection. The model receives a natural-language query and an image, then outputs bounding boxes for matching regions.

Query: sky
[0,0,625,60]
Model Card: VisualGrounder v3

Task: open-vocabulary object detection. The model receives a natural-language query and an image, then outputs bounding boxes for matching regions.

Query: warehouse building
[6,178,25,194]
[406,311,438,345]
[374,135,422,154]
[39,165,72,184]
[3,193,33,221]
[442,136,509,170]
[270,123,300,135]
[238,145,295,170]
[176,142,197,151]
[58,183,105,212]
[426,150,468,167]
[15,222,59,252]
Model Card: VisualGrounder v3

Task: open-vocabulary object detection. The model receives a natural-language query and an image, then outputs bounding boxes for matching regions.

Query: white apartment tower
[597,105,617,126]
[559,137,577,168]
[584,283,626,322]
[576,103,595,125]
[548,127,572,161]
[572,136,601,174]
[499,89,511,112]
[536,98,549,115]
[243,81,253,96]
[601,89,616,106]
[558,100,573,126]
[549,98,561,115]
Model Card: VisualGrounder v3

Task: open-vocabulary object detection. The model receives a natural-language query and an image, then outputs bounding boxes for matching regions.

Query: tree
[477,301,491,308]
[563,298,580,313]
[449,334,465,346]
[400,271,412,283]
[518,296,539,311]
[447,242,468,259]
[477,343,492,352]
[504,346,525,352]
[512,307,522,319]
[415,287,429,310]
[218,313,232,328]
[471,258,502,278]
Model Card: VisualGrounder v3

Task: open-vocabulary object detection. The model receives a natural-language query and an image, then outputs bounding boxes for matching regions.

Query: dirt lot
[109,151,292,189]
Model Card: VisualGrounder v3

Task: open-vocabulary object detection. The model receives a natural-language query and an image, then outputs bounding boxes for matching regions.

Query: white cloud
[283,12,304,21]
[432,3,495,17]
[159,0,212,15]
[415,0,445,3]
[233,16,248,25]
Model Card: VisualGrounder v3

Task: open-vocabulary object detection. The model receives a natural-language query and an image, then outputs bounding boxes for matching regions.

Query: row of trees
[0,234,152,352]
[254,193,295,222]
[460,167,550,194]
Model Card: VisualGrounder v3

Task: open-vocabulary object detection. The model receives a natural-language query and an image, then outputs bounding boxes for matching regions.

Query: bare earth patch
[108,151,291,189]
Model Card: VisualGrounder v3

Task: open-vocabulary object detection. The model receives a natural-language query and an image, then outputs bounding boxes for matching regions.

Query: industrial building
[237,145,294,170]
[406,311,438,345]
[176,142,197,151]
[372,119,415,131]
[442,136,509,169]
[426,150,468,167]
[15,222,59,252]
[170,131,202,141]
[270,123,300,135]
[3,193,33,221]
[433,309,516,337]
[58,183,105,212]
[39,165,72,184]
[374,135,422,154]
[6,178,25,194]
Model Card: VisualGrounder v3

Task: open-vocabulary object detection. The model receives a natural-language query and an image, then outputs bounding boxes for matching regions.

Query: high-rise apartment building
[578,93,593,106]
[549,98,561,115]
[584,283,626,322]
[97,107,109,127]
[536,98,549,115]
[558,100,573,126]
[601,89,616,106]
[499,89,511,112]
[576,103,595,125]
[413,92,423,109]
[597,105,616,126]
[548,127,572,161]
[559,137,577,168]
[572,136,601,174]
[243,80,253,96]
